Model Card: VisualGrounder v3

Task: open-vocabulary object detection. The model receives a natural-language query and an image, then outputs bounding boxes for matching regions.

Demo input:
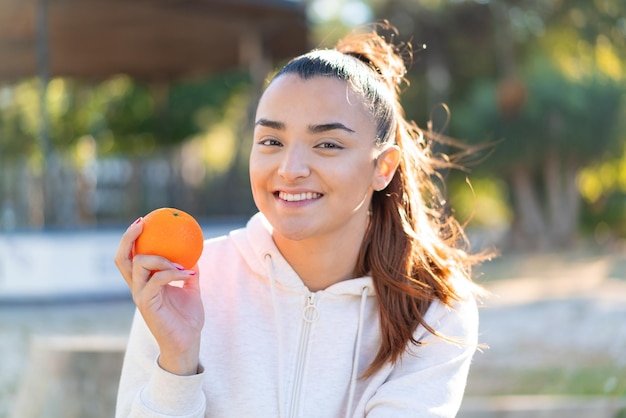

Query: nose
[277,145,310,181]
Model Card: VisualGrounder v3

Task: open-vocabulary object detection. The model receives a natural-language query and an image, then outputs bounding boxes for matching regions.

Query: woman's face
[250,74,397,245]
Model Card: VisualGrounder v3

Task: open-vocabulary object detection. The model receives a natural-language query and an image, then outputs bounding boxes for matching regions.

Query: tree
[363,0,626,249]
[454,56,624,248]
[450,0,626,249]
[0,71,254,228]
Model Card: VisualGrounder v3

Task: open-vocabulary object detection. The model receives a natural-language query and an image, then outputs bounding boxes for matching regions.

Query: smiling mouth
[277,191,322,202]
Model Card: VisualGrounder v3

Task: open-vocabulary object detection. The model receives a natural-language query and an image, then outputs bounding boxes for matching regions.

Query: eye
[315,141,344,150]
[257,138,282,147]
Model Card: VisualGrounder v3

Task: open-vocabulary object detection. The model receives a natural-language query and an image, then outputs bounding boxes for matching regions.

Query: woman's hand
[114,218,205,376]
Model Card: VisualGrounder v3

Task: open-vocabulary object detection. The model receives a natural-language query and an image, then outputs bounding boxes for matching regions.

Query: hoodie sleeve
[364,290,480,418]
[115,309,206,418]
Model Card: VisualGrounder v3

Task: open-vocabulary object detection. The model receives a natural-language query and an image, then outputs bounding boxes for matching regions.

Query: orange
[134,207,204,270]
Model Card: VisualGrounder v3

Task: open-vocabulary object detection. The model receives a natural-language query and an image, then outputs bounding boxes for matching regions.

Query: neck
[273,223,367,292]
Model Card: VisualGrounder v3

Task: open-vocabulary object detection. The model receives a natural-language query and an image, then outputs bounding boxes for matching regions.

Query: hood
[229,212,375,297]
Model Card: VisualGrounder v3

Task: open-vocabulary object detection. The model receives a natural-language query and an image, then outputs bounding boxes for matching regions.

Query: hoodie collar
[230,212,375,296]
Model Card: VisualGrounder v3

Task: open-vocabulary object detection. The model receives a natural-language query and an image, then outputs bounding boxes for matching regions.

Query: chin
[272,225,312,242]
[269,216,324,242]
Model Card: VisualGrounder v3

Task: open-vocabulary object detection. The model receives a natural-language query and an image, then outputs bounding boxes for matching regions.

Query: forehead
[257,74,371,118]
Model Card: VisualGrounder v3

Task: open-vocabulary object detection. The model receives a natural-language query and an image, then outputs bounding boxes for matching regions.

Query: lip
[274,190,323,203]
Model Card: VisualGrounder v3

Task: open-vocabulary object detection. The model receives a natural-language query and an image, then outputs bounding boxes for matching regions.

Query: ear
[373,145,400,191]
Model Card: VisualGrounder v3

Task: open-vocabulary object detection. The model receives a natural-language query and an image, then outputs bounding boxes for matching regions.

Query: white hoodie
[116,213,479,418]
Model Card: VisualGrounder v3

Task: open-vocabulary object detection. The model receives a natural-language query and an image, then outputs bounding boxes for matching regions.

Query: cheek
[248,170,265,210]
[248,152,265,182]
[248,156,272,199]
[339,159,377,188]
[248,158,261,193]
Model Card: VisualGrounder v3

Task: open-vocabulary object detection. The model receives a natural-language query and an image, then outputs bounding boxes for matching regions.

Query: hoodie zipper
[288,292,319,418]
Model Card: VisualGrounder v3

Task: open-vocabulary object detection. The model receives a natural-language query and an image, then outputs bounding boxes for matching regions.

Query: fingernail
[187,270,196,276]
[172,263,185,270]
[132,217,142,225]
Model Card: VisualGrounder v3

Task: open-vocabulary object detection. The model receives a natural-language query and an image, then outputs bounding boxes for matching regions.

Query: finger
[129,254,178,287]
[143,267,197,297]
[182,265,201,292]
[130,255,194,295]
[114,217,143,286]
[134,265,196,308]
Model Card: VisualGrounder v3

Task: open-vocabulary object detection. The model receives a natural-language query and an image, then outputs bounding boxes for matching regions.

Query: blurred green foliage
[453,57,624,172]
[0,71,254,227]
[0,71,251,158]
[361,0,626,248]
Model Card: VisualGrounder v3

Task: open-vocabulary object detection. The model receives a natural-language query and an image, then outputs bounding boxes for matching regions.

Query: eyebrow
[255,118,284,130]
[308,122,355,134]
[255,118,355,134]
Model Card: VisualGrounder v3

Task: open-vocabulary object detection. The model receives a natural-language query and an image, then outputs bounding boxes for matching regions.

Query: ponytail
[344,23,485,377]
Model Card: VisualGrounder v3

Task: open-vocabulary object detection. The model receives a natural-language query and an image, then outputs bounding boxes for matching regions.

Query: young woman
[114,22,485,418]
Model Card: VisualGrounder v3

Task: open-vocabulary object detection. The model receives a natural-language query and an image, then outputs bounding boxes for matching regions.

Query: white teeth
[279,192,321,202]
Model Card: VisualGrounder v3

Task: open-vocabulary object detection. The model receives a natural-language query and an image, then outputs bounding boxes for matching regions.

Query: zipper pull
[302,293,320,323]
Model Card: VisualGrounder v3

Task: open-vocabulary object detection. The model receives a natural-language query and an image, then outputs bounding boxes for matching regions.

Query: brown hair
[272,22,487,377]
